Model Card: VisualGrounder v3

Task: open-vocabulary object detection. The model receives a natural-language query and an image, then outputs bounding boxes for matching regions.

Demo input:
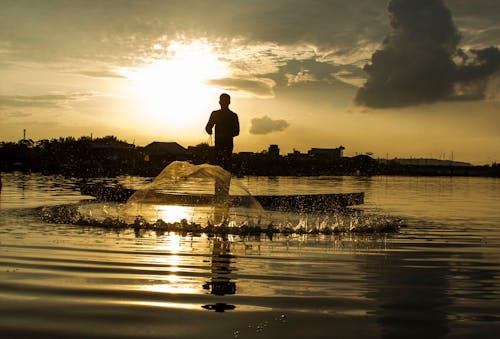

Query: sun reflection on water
[119,301,202,311]
[144,279,202,295]
[154,205,194,223]
[140,233,201,295]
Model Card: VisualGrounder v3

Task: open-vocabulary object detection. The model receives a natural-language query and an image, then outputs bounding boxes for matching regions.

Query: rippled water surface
[1,173,499,338]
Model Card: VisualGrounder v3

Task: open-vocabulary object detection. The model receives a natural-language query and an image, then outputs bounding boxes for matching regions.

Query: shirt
[205,109,239,147]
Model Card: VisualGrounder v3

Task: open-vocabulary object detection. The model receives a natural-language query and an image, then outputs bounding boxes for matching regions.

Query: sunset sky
[1,0,499,164]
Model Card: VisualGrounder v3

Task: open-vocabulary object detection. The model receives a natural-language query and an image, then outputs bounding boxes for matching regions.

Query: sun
[123,40,230,133]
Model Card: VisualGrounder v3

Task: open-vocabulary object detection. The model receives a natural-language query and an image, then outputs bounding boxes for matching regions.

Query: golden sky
[1,0,499,164]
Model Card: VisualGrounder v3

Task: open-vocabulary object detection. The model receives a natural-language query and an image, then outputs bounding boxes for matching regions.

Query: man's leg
[214,146,232,205]
[215,146,232,171]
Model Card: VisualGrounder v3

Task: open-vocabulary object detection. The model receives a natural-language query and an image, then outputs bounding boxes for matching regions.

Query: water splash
[40,203,403,235]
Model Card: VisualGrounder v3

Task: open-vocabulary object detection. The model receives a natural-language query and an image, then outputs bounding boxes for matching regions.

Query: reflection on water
[203,237,236,297]
[363,245,450,339]
[0,173,499,338]
[0,172,87,209]
[202,236,237,312]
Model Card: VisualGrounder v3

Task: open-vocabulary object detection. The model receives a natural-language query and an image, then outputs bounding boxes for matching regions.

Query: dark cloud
[264,58,361,94]
[250,115,289,135]
[269,58,340,86]
[265,58,358,107]
[355,0,500,108]
[446,0,500,28]
[450,47,500,100]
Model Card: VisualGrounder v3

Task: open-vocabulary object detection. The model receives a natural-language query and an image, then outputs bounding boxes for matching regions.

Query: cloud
[0,93,94,109]
[261,57,361,93]
[285,71,315,86]
[1,0,497,109]
[250,115,289,135]
[0,1,389,66]
[1,111,32,118]
[208,77,276,97]
[75,70,126,78]
[333,67,367,87]
[355,0,500,108]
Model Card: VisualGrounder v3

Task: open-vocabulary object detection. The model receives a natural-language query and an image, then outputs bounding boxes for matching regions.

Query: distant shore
[1,136,498,178]
[2,156,498,179]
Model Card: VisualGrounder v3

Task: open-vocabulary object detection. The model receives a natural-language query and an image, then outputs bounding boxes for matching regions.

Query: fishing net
[39,161,404,234]
[122,161,264,225]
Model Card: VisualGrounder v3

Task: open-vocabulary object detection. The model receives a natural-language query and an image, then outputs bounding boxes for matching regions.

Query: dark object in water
[79,183,364,211]
[203,280,236,296]
[202,303,236,312]
[253,193,364,211]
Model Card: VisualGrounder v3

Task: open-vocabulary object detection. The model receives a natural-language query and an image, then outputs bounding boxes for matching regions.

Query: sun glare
[123,40,230,133]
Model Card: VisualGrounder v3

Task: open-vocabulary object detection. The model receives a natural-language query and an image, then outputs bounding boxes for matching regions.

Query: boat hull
[79,183,364,211]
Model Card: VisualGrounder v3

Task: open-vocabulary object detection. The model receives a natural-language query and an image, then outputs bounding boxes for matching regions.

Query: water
[1,173,499,338]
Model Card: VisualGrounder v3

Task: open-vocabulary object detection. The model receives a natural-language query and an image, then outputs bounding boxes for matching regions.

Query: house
[143,142,190,162]
[268,144,280,158]
[308,146,345,159]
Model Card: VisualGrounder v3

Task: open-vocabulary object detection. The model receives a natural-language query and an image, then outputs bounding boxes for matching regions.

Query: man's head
[219,93,230,109]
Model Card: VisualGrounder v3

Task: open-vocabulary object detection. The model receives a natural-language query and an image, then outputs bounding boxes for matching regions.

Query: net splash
[39,161,404,235]
[122,161,264,225]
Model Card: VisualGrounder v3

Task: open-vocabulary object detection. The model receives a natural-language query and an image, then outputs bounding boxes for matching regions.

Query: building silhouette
[308,146,345,159]
[268,144,280,158]
[143,142,190,162]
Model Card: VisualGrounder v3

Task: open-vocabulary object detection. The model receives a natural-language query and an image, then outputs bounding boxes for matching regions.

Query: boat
[79,182,364,211]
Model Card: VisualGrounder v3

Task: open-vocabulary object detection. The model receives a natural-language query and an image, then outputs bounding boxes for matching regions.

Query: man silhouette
[205,93,240,171]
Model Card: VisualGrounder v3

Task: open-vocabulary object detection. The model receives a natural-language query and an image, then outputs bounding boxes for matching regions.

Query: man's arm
[205,111,216,134]
[233,114,240,137]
